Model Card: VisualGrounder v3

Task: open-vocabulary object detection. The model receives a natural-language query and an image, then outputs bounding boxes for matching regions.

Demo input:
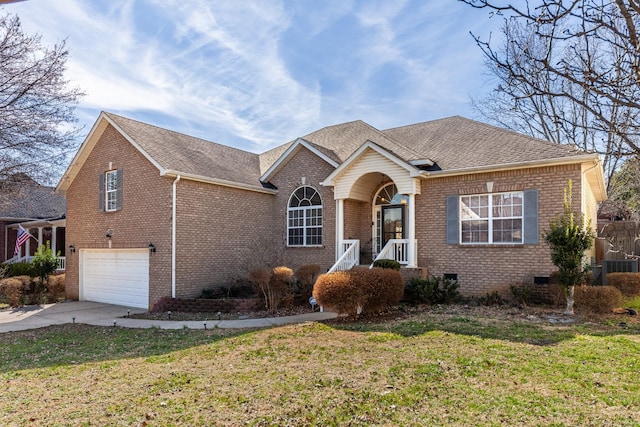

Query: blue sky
[5,0,501,153]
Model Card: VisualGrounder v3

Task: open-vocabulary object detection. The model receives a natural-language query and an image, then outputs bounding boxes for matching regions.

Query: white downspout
[172,175,181,298]
[336,199,344,259]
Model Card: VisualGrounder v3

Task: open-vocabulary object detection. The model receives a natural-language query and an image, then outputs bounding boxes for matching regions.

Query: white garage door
[80,249,149,309]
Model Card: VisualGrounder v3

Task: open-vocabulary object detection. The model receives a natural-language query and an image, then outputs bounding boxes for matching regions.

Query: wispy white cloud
[6,0,501,152]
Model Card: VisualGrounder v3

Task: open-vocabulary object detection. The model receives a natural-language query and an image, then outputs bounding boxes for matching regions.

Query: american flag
[14,225,33,257]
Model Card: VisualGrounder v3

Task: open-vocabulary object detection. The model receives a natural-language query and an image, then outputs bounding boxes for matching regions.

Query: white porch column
[407,194,417,268]
[51,226,57,255]
[336,199,345,258]
[25,229,31,257]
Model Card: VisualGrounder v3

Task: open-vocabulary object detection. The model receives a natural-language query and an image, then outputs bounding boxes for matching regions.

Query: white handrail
[328,240,360,273]
[3,255,66,272]
[370,239,409,267]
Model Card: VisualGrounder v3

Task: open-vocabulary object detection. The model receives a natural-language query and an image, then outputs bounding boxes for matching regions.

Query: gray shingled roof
[106,113,263,186]
[0,175,66,220]
[306,121,419,161]
[382,116,586,171]
[103,113,591,187]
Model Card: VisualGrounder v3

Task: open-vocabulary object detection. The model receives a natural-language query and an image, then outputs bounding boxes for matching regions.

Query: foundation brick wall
[269,147,337,272]
[415,164,583,297]
[65,124,174,307]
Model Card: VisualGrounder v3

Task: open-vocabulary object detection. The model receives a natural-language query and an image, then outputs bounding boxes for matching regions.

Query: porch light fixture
[69,245,76,253]
[148,243,156,254]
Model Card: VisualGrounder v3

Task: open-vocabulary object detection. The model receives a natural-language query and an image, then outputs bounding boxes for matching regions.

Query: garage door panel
[81,250,149,309]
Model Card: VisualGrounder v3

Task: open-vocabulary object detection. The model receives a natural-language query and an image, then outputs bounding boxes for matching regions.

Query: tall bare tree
[0,12,83,184]
[461,1,640,187]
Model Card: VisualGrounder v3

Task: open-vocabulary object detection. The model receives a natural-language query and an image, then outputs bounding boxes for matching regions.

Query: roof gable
[57,112,268,194]
[322,140,423,187]
[260,138,340,182]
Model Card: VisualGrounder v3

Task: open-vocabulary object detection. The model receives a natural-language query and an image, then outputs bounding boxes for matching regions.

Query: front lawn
[0,306,639,426]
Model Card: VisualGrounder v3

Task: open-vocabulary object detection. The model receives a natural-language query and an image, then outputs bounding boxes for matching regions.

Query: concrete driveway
[0,301,337,333]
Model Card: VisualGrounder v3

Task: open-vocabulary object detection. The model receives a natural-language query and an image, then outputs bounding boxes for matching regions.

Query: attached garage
[80,249,149,309]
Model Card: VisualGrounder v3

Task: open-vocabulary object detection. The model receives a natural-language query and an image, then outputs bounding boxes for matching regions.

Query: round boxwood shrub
[606,273,640,297]
[574,285,622,314]
[313,268,404,315]
[313,271,361,315]
[372,259,401,271]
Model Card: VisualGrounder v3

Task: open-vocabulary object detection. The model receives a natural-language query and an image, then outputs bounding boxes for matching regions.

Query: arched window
[375,183,408,205]
[288,186,323,246]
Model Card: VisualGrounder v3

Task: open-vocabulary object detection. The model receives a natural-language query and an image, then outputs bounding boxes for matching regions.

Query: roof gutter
[420,154,600,178]
[162,170,277,195]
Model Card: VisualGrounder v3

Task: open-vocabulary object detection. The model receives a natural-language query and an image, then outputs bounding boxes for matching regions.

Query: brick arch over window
[287,186,323,246]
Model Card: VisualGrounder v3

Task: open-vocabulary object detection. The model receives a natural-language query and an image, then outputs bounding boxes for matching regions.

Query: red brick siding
[64,124,173,307]
[269,147,337,272]
[415,164,582,297]
[174,179,275,298]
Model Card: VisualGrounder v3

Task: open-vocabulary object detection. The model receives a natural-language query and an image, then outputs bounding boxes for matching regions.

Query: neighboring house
[1,174,67,268]
[56,112,606,309]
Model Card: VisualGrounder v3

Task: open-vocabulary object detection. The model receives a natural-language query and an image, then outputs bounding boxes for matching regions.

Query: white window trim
[105,170,118,212]
[287,186,323,247]
[459,191,524,245]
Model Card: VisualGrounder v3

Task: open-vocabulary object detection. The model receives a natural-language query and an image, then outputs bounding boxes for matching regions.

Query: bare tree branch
[0,12,84,184]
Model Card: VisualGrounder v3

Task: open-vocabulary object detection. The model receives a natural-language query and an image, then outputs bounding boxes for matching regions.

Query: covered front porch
[4,218,67,271]
[322,141,425,273]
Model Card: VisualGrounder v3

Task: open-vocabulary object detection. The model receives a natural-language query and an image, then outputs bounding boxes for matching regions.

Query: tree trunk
[564,285,575,315]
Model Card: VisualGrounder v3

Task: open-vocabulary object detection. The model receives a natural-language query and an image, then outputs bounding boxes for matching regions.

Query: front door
[382,205,404,245]
[374,204,405,255]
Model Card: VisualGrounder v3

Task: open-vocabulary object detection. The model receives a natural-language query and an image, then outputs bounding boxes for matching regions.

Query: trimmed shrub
[0,277,24,306]
[295,264,321,301]
[313,271,362,315]
[4,262,34,277]
[313,268,404,315]
[249,266,294,313]
[372,259,401,271]
[12,275,33,289]
[574,286,623,314]
[404,276,461,305]
[356,267,404,313]
[606,273,640,297]
[201,279,256,299]
[47,274,65,301]
[404,277,433,305]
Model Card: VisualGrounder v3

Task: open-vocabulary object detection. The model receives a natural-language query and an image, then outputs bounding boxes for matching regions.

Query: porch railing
[328,239,360,273]
[3,255,66,272]
[371,239,412,267]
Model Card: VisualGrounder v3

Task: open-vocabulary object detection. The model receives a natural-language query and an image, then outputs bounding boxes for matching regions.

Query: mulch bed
[129,302,640,327]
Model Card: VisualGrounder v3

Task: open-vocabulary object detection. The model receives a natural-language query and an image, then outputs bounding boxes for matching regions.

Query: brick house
[56,112,606,309]
[1,174,66,268]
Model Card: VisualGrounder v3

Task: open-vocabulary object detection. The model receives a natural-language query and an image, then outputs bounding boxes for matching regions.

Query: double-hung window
[105,170,118,211]
[99,169,123,212]
[460,191,523,244]
[287,186,322,246]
